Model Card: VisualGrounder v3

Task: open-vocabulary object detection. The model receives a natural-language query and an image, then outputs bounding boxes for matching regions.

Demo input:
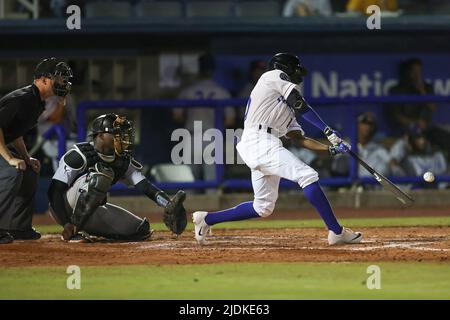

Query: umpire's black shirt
[0,84,45,145]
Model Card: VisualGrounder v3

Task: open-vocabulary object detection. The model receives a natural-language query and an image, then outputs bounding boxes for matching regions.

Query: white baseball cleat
[328,227,363,245]
[193,211,211,245]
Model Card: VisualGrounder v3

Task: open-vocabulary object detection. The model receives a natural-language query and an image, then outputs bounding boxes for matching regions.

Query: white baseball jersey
[243,69,303,138]
[236,69,318,218]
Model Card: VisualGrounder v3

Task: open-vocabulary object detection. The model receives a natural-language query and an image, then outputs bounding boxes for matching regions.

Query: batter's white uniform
[236,70,319,217]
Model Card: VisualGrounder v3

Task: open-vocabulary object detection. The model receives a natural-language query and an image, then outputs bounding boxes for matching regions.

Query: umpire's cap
[34,57,72,79]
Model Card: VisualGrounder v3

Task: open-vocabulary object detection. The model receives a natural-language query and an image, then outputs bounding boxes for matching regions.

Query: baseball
[423,171,435,183]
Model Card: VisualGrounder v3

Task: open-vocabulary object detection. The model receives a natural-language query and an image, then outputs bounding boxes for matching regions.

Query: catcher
[48,113,187,242]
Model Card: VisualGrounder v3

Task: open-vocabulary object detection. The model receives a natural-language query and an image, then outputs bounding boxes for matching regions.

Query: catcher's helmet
[268,53,307,84]
[34,57,73,97]
[91,113,135,157]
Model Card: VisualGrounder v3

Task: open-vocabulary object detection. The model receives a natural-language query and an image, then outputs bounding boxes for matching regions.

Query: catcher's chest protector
[107,155,130,184]
[75,142,130,184]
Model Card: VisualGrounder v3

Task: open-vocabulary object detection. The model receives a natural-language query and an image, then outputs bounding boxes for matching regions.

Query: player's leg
[82,203,151,241]
[62,172,151,241]
[60,164,115,241]
[193,170,280,244]
[270,146,362,245]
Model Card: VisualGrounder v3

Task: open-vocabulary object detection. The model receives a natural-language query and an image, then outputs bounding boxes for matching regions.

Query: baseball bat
[348,149,414,206]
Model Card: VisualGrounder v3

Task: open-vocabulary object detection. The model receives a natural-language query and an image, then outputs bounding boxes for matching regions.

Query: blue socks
[203,183,342,235]
[204,201,260,226]
[303,182,342,234]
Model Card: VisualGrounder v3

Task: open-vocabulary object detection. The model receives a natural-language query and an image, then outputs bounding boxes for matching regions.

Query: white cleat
[328,227,363,245]
[193,211,211,245]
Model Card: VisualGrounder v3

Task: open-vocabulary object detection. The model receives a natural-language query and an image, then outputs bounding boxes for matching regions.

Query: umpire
[0,57,72,244]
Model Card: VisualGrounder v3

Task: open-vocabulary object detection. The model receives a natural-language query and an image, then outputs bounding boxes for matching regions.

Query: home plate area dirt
[1,227,449,267]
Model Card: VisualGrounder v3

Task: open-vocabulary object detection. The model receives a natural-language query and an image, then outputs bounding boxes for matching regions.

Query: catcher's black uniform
[48,114,187,241]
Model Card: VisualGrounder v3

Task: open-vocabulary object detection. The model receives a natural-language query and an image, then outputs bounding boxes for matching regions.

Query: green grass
[36,216,450,234]
[1,263,449,300]
[13,217,449,300]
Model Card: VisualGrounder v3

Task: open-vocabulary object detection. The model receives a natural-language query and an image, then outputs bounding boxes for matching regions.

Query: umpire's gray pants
[63,173,148,239]
[0,154,38,231]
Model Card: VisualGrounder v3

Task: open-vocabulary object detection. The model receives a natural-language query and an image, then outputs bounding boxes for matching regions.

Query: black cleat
[0,231,14,244]
[9,228,41,240]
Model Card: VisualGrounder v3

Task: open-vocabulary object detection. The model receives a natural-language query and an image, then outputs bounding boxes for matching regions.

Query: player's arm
[132,164,187,235]
[0,128,26,170]
[286,89,350,151]
[48,179,71,225]
[124,158,174,207]
[135,179,173,208]
[10,136,40,173]
[286,130,347,156]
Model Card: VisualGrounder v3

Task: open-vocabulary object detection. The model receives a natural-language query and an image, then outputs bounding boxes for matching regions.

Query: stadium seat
[135,1,183,18]
[85,1,132,18]
[236,1,281,17]
[186,1,234,18]
[151,164,195,182]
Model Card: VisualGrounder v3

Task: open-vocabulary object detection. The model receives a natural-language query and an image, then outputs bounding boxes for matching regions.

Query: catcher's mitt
[163,190,187,235]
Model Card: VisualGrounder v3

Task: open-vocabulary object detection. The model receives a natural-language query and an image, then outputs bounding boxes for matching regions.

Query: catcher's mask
[268,53,308,85]
[34,57,73,97]
[90,113,135,157]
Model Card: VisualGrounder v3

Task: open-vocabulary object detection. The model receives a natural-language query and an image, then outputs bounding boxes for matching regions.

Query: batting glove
[324,127,342,145]
[328,143,351,156]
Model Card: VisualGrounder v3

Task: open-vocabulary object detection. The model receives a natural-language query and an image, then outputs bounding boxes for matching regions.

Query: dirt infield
[1,226,449,267]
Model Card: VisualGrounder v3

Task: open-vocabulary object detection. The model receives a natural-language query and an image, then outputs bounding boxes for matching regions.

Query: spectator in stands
[173,53,235,181]
[283,0,333,16]
[346,0,398,14]
[332,112,391,177]
[387,57,450,153]
[390,126,447,179]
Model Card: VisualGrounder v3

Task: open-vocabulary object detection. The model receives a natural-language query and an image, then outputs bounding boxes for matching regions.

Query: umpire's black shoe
[9,228,41,240]
[0,231,14,244]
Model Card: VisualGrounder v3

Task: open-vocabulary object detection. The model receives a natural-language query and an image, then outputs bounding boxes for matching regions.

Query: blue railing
[67,95,450,191]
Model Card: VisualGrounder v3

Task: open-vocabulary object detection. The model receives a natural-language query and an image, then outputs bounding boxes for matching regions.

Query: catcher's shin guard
[71,164,114,231]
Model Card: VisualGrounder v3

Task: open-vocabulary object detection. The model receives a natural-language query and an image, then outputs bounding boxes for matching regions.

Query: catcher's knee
[253,199,275,218]
[297,168,319,189]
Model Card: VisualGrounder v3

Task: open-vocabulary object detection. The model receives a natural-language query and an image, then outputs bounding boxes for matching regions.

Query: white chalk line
[39,234,449,253]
